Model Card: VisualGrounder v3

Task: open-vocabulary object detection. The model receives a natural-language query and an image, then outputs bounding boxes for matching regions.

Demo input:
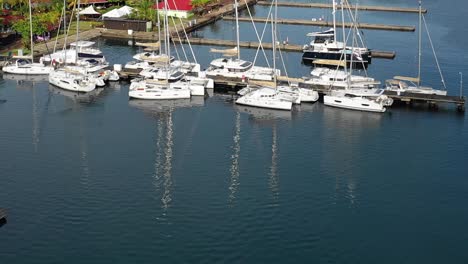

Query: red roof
[154,0,192,11]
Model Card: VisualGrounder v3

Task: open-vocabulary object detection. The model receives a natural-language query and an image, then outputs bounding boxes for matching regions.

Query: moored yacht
[2,58,53,75]
[324,89,392,113]
[48,68,96,92]
[129,79,191,100]
[236,87,294,110]
[304,67,380,90]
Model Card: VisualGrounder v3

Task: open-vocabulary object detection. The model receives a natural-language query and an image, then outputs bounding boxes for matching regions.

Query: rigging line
[170,16,189,62]
[244,0,271,68]
[170,34,181,62]
[53,3,65,53]
[171,0,197,64]
[275,30,290,85]
[344,0,367,52]
[422,14,447,90]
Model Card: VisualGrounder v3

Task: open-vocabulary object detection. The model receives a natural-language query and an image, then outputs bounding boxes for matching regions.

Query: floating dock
[209,76,465,112]
[257,1,428,14]
[173,37,395,59]
[224,16,415,32]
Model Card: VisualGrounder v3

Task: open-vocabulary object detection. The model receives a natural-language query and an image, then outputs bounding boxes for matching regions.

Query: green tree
[12,16,46,48]
[129,0,156,22]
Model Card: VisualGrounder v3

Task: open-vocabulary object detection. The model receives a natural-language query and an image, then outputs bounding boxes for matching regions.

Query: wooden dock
[173,37,395,59]
[210,76,465,112]
[257,1,427,14]
[382,90,466,112]
[224,16,415,32]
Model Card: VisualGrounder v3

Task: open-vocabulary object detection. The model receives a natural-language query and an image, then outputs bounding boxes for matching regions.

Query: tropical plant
[12,16,46,48]
[128,0,156,22]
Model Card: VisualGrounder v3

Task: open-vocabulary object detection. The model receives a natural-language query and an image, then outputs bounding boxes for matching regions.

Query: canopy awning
[78,5,100,15]
[102,5,134,18]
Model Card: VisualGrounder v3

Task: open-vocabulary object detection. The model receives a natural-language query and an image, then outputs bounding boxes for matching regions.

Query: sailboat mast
[332,0,337,42]
[418,0,422,87]
[156,0,161,55]
[340,0,349,88]
[75,0,81,64]
[272,0,277,87]
[164,0,170,80]
[234,0,241,60]
[29,0,33,61]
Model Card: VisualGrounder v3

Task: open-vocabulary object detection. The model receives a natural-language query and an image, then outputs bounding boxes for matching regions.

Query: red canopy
[154,0,192,11]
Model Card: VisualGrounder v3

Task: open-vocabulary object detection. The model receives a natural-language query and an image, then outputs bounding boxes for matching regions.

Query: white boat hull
[129,80,191,100]
[2,64,53,75]
[324,94,386,113]
[48,71,96,93]
[235,88,293,110]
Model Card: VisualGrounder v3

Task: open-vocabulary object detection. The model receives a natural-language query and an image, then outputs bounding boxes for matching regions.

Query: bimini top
[306,28,334,37]
[70,41,96,48]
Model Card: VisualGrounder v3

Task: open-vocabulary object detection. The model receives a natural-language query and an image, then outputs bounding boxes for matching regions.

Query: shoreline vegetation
[0,0,219,55]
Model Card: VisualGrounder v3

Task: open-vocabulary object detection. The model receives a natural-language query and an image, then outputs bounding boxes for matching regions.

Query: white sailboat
[323,0,392,113]
[385,0,447,96]
[48,0,97,92]
[2,0,53,75]
[49,68,96,92]
[128,0,192,100]
[205,0,279,81]
[236,0,301,110]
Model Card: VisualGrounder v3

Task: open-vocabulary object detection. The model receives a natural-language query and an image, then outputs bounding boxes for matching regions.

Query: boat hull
[324,95,386,113]
[302,51,371,68]
[129,89,191,100]
[2,65,53,75]
[235,96,292,111]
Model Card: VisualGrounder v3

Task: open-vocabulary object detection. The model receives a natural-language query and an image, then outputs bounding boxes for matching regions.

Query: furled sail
[135,42,161,50]
[210,47,238,56]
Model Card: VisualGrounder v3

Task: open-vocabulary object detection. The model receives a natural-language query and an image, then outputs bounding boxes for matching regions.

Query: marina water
[1,0,467,262]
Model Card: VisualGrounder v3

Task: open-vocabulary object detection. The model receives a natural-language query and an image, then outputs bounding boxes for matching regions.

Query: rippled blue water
[1,0,467,263]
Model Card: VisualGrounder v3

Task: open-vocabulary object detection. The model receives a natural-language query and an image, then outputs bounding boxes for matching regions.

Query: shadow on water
[0,218,6,228]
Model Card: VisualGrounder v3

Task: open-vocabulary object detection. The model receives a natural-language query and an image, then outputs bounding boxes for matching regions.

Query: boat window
[334,100,342,103]
[361,104,370,107]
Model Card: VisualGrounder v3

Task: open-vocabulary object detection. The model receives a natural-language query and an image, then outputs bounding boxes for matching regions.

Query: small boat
[2,59,53,75]
[129,79,191,100]
[324,89,392,113]
[386,1,448,96]
[304,67,380,90]
[385,77,447,96]
[49,69,96,92]
[236,87,294,111]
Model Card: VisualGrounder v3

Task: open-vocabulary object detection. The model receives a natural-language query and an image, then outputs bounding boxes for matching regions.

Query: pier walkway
[257,1,427,14]
[224,16,415,32]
